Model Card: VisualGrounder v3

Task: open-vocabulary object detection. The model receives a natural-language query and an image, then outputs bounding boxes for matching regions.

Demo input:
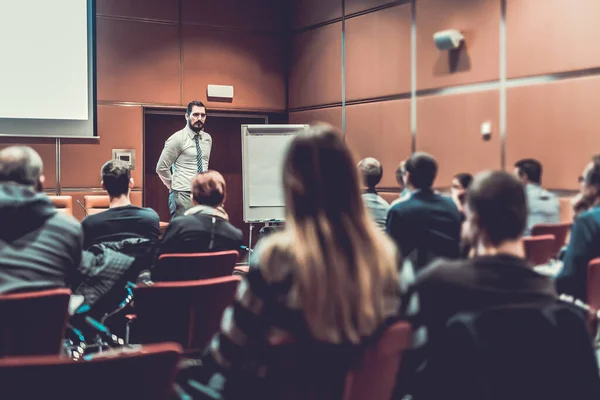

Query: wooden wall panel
[0,142,57,189]
[65,190,143,221]
[345,0,399,16]
[291,0,342,30]
[288,107,343,130]
[507,0,600,78]
[289,23,343,109]
[345,99,411,188]
[345,4,411,101]
[96,0,178,22]
[61,105,143,189]
[416,90,501,187]
[182,27,286,111]
[416,0,500,90]
[182,0,284,31]
[506,77,600,190]
[96,18,180,104]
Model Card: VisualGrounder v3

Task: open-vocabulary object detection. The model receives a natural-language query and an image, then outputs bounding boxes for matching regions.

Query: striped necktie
[194,134,203,173]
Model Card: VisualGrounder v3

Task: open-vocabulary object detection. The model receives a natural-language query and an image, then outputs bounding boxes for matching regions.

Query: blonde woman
[175,124,401,398]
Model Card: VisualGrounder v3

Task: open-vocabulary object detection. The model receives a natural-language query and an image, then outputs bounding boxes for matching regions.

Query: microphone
[240,245,253,253]
[76,199,89,216]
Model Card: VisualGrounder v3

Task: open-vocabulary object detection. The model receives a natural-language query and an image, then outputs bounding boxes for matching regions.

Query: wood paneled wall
[289,0,600,191]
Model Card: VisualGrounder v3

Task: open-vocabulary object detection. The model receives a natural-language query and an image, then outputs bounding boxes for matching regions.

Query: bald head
[192,170,226,207]
[357,157,383,189]
[0,146,44,190]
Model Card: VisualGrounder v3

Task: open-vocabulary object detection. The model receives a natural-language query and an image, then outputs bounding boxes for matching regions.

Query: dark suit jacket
[158,213,243,255]
[386,189,462,271]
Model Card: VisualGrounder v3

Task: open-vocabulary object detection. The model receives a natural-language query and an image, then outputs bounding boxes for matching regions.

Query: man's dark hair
[405,152,438,189]
[357,157,383,189]
[467,171,527,245]
[515,158,542,184]
[101,159,131,197]
[0,146,43,188]
[454,172,473,190]
[186,100,206,115]
[192,170,226,207]
[584,154,600,187]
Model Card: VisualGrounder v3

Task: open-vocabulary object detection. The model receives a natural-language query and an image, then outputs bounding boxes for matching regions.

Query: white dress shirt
[156,125,212,191]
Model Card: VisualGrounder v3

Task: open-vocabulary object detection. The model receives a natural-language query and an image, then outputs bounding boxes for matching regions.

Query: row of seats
[48,195,169,232]
[0,280,411,400]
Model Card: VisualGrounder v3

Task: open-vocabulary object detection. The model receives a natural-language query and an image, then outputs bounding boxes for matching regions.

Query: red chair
[0,288,70,357]
[344,321,412,400]
[0,342,182,400]
[531,223,572,256]
[153,250,239,281]
[129,276,241,351]
[272,322,412,400]
[587,258,600,312]
[522,235,556,266]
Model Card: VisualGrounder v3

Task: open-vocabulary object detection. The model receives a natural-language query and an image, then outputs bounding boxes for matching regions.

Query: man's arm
[556,217,595,300]
[156,134,181,189]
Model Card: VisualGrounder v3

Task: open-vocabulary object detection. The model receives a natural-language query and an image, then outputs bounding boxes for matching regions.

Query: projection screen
[0,0,96,138]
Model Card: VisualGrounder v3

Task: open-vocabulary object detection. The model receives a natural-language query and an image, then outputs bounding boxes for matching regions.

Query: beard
[189,120,203,133]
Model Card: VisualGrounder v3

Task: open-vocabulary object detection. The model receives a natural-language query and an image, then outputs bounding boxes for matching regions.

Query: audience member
[390,161,410,206]
[81,160,159,249]
[0,146,82,294]
[357,157,389,229]
[386,152,462,271]
[397,171,592,399]
[556,155,600,302]
[158,170,243,255]
[175,124,401,398]
[514,158,560,235]
[450,172,473,215]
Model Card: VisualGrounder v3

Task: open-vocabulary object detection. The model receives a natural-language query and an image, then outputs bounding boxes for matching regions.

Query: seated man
[82,160,160,248]
[397,171,580,399]
[357,157,389,229]
[158,170,243,255]
[390,160,410,207]
[514,158,560,235]
[386,152,462,271]
[556,155,600,302]
[0,146,82,293]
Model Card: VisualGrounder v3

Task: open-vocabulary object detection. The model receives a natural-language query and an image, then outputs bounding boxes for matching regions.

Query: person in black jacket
[81,159,160,248]
[386,152,462,271]
[0,146,82,294]
[158,170,243,255]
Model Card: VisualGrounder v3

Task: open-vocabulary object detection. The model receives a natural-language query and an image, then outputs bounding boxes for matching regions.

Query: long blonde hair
[260,125,399,344]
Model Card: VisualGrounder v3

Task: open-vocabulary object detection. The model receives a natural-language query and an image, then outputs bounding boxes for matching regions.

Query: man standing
[156,100,212,218]
[514,158,560,235]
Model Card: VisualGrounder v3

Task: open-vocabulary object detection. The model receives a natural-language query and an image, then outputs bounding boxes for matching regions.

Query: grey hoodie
[0,183,82,294]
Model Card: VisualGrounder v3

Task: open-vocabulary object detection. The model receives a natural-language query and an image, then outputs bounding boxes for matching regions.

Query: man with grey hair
[357,157,390,229]
[0,146,82,294]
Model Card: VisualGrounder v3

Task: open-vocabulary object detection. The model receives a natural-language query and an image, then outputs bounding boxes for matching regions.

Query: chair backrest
[84,195,110,215]
[344,321,412,400]
[522,234,556,265]
[0,343,182,400]
[588,258,600,311]
[531,223,572,255]
[133,276,240,350]
[48,195,73,216]
[153,250,239,281]
[431,303,600,400]
[0,288,71,357]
